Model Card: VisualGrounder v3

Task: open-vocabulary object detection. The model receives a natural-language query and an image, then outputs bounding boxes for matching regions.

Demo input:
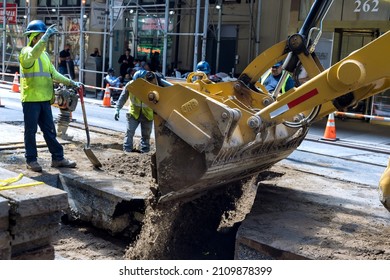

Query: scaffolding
[1,0,269,86]
[1,0,214,86]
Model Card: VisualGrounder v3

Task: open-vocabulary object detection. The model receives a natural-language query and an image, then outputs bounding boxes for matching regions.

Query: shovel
[78,86,102,168]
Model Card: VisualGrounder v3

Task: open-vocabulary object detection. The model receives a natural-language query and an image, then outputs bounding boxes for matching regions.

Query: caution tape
[0,173,23,187]
[0,173,44,190]
[0,181,44,191]
[335,111,390,122]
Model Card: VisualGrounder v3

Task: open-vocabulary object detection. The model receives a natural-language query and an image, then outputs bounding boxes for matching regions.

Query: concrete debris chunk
[0,167,68,260]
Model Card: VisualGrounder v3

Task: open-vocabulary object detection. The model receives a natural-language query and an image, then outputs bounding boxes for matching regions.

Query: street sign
[0,3,17,24]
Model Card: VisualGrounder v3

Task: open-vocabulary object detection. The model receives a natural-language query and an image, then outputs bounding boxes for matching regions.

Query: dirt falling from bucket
[124,177,258,260]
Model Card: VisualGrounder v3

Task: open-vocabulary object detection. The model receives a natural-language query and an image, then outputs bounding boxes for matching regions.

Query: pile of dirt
[125,177,258,260]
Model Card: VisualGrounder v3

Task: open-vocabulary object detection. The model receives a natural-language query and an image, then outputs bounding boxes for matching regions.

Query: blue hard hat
[132,69,148,80]
[24,20,47,36]
[273,61,283,68]
[196,61,211,74]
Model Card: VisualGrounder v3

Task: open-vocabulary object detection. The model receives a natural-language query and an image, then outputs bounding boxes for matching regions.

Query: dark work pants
[22,101,64,163]
[124,113,153,153]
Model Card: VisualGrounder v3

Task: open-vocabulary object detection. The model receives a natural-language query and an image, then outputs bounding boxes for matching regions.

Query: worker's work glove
[71,81,84,89]
[41,24,59,42]
[114,109,120,121]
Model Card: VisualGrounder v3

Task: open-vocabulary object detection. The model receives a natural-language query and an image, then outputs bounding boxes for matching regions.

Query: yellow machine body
[126,0,390,204]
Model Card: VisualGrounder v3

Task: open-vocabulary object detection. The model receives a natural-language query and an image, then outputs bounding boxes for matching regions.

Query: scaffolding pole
[162,0,169,76]
[201,0,209,61]
[193,0,201,71]
[255,0,262,56]
[79,0,85,83]
[216,2,222,72]
[2,0,6,79]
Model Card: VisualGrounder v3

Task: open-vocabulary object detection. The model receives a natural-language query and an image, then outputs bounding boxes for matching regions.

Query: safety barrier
[335,111,390,123]
[1,71,389,121]
[321,113,338,141]
[0,71,123,98]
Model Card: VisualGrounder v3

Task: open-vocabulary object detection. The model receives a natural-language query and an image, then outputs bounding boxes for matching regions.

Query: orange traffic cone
[12,72,20,93]
[102,84,112,107]
[321,113,338,141]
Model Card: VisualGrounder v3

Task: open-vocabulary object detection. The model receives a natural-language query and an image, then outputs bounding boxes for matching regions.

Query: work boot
[51,158,77,168]
[26,161,42,172]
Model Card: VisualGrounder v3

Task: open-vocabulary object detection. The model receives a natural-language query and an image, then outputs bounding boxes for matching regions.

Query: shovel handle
[78,86,91,146]
[78,86,85,103]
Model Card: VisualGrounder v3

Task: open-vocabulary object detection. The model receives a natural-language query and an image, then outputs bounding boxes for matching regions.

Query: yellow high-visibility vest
[128,94,154,121]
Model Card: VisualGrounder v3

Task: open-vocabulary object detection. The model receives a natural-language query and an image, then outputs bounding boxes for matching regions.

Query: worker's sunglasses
[272,65,281,69]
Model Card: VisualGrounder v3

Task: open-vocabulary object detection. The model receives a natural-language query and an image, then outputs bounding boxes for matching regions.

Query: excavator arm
[257,31,390,126]
[126,0,390,206]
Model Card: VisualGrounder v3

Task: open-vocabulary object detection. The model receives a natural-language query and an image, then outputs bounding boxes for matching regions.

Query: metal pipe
[54,4,59,70]
[2,0,6,79]
[193,0,201,71]
[247,0,254,64]
[173,0,182,70]
[216,2,222,72]
[255,0,262,56]
[299,0,334,38]
[162,0,169,76]
[79,1,85,83]
[109,0,114,68]
[101,1,109,88]
[134,0,139,60]
[201,0,209,61]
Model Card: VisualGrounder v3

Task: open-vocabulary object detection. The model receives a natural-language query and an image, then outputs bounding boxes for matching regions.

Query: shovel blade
[84,146,102,168]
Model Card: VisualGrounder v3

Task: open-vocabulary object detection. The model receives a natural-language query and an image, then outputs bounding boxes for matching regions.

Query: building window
[38,0,82,6]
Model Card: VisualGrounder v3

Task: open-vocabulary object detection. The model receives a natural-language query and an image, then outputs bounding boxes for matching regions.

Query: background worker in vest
[20,20,83,172]
[114,70,153,153]
[262,61,295,94]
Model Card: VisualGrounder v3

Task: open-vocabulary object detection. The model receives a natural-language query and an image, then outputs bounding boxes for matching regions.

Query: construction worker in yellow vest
[114,70,153,153]
[261,61,295,94]
[20,20,83,172]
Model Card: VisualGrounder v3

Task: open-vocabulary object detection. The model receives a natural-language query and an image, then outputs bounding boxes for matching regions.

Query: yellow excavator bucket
[127,75,308,202]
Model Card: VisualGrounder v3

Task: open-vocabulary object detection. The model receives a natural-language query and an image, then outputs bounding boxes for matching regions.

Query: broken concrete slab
[0,169,68,217]
[0,232,11,259]
[11,223,60,246]
[0,231,11,250]
[9,211,62,232]
[11,236,52,256]
[0,167,68,260]
[0,197,9,231]
[12,244,54,260]
[0,197,10,259]
[58,171,150,235]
